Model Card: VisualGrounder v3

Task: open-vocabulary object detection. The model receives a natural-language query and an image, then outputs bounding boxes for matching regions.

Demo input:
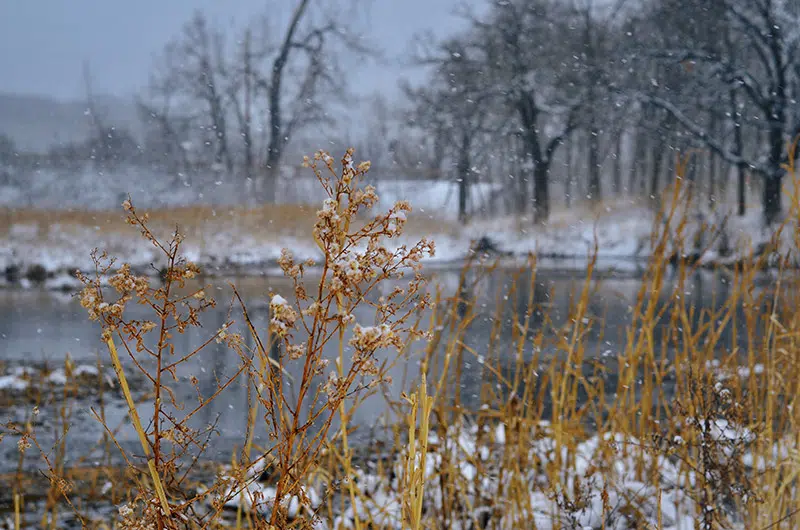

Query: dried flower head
[286,343,306,360]
[17,435,31,453]
[270,294,298,338]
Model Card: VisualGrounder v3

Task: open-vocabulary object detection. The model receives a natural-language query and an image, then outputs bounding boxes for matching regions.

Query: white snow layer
[207,419,780,529]
[0,183,794,288]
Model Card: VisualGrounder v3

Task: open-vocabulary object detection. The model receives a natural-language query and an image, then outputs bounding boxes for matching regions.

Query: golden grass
[0,203,317,239]
[0,202,458,249]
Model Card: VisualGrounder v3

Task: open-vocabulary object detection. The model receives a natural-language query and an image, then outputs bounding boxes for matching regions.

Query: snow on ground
[205,417,782,529]
[0,362,112,394]
[0,165,501,218]
[476,205,654,260]
[1,178,795,290]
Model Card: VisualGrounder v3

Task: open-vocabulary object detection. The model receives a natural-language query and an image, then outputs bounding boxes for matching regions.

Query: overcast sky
[0,0,475,102]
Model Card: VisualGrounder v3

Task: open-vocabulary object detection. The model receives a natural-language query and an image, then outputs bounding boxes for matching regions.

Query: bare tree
[404,33,493,224]
[150,11,233,174]
[644,0,800,224]
[358,93,394,175]
[474,0,582,223]
[142,1,373,202]
[254,0,372,202]
[227,28,259,182]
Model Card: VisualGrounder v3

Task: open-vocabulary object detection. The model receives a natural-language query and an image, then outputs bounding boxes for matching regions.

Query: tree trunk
[457,130,471,225]
[612,131,623,196]
[730,90,746,216]
[764,125,784,225]
[565,137,573,208]
[533,162,550,224]
[583,11,601,204]
[516,91,569,224]
[707,112,718,209]
[587,125,601,202]
[261,0,312,205]
[708,151,718,210]
[737,164,746,217]
[763,172,782,225]
[514,133,528,214]
[243,30,254,182]
[650,142,665,202]
[208,93,232,174]
[629,123,647,196]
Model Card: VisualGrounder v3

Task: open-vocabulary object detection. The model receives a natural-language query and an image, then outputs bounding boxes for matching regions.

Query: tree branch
[642,93,764,174]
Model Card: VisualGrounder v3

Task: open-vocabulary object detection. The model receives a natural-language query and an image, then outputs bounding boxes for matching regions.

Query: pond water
[0,265,775,474]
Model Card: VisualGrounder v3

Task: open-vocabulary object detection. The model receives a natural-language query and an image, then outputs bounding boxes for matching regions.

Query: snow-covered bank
[0,202,793,291]
[0,362,118,400]
[0,167,503,217]
[0,221,469,290]
[202,415,784,529]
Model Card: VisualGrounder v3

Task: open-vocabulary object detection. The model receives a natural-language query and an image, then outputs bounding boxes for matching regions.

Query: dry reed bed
[0,201,461,286]
[2,150,800,529]
[0,203,457,244]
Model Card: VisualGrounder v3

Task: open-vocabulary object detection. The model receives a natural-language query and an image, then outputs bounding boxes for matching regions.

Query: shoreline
[0,249,786,293]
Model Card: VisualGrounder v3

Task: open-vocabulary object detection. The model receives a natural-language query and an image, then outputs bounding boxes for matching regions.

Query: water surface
[0,266,772,473]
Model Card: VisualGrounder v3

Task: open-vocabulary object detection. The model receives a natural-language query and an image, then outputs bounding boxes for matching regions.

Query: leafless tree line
[137,0,370,204]
[55,0,798,225]
[399,0,800,225]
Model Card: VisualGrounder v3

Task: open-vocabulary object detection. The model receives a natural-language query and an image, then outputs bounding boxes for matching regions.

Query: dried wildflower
[53,476,73,495]
[270,294,298,338]
[350,323,397,352]
[329,276,344,293]
[79,285,103,321]
[356,185,379,209]
[322,372,342,400]
[342,148,355,171]
[295,283,307,300]
[316,199,341,233]
[279,248,301,277]
[338,311,355,325]
[17,435,31,453]
[183,262,200,279]
[302,302,322,318]
[316,357,330,374]
[220,332,244,349]
[286,343,306,360]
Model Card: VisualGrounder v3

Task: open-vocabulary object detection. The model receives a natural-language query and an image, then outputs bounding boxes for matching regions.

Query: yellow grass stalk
[104,335,171,517]
[403,373,434,530]
[14,492,21,530]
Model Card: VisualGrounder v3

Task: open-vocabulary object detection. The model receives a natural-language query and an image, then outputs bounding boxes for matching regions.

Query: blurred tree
[475,0,582,223]
[405,32,493,224]
[0,133,15,167]
[142,0,374,204]
[645,0,800,224]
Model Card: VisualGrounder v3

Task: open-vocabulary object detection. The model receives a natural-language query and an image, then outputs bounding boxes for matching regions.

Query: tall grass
[2,146,800,529]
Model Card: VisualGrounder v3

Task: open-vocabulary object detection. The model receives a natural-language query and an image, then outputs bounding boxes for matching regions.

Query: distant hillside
[0,92,142,153]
